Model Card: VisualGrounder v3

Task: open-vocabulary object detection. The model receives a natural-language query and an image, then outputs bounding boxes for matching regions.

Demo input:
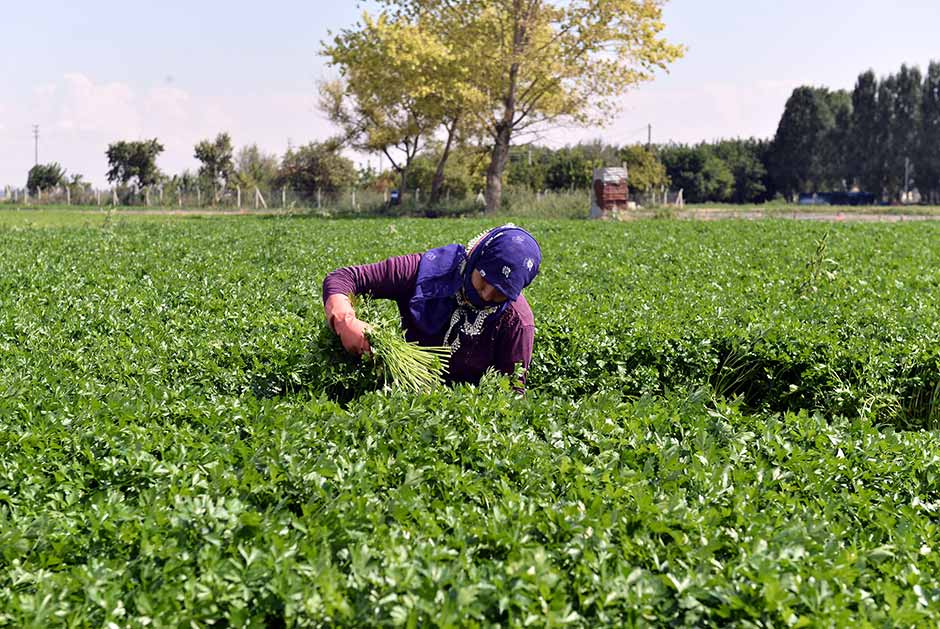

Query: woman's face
[470,269,508,305]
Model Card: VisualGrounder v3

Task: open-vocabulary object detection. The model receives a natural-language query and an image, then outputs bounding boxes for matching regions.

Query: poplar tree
[917,62,940,202]
[849,70,880,194]
[891,65,922,200]
[875,75,898,199]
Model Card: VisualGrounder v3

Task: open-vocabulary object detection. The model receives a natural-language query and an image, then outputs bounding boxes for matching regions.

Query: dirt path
[665,208,940,222]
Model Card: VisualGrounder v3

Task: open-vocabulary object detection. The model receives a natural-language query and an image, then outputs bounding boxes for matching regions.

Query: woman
[322,224,542,389]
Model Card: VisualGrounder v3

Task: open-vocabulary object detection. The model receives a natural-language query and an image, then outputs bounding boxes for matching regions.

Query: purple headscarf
[408,225,542,335]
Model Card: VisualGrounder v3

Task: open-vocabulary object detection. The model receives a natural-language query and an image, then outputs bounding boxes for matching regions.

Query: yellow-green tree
[321,13,472,203]
[380,0,684,210]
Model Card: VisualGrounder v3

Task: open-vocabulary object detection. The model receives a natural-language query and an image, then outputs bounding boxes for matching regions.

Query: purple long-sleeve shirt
[322,253,535,386]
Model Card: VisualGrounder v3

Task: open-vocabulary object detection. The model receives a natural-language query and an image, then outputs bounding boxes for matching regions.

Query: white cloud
[56,73,139,135]
[0,73,342,187]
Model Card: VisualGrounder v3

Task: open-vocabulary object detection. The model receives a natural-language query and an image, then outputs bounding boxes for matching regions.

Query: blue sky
[2,0,939,187]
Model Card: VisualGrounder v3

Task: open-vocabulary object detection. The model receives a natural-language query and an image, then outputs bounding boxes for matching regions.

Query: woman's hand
[336,316,372,355]
[325,294,372,355]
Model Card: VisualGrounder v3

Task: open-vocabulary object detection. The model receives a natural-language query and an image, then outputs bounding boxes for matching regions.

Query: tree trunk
[483,3,529,212]
[484,132,512,212]
[429,117,459,206]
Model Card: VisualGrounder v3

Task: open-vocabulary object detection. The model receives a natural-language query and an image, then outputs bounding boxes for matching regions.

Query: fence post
[282,187,286,208]
[38,187,42,202]
[237,186,241,209]
[160,185,164,205]
[96,189,101,206]
[416,188,420,208]
[351,189,356,209]
[145,187,150,207]
[24,188,29,204]
[66,186,70,206]
[112,188,118,206]
[179,189,183,208]
[317,188,321,209]
[197,188,202,206]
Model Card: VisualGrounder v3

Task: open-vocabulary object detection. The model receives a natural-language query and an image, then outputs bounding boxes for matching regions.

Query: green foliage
[618,144,668,192]
[275,141,356,199]
[710,139,771,203]
[2,216,940,625]
[768,87,848,198]
[916,62,940,202]
[194,132,236,197]
[235,144,280,191]
[659,144,734,202]
[105,139,164,188]
[26,162,66,193]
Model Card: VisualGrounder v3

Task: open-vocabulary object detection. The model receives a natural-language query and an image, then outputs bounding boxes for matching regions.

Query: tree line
[771,62,940,203]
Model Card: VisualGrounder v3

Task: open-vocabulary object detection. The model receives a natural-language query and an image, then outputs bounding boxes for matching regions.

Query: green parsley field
[2,211,940,626]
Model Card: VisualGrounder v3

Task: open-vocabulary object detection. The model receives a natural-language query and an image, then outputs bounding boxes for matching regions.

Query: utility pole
[647,124,652,150]
[32,125,39,165]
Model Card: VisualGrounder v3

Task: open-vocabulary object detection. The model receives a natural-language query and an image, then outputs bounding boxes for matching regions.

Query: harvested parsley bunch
[353,295,451,393]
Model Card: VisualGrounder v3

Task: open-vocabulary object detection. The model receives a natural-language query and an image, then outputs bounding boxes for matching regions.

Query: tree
[768,87,840,199]
[711,139,771,203]
[875,75,898,199]
[618,145,669,193]
[321,12,469,206]
[544,146,600,191]
[378,0,684,211]
[659,144,733,203]
[892,64,922,200]
[105,139,164,188]
[821,91,852,190]
[275,141,356,200]
[235,145,280,191]
[26,163,65,194]
[917,62,940,202]
[194,133,235,202]
[849,70,880,194]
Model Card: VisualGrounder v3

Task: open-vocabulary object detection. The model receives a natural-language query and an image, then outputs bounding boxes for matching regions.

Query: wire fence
[0,184,685,217]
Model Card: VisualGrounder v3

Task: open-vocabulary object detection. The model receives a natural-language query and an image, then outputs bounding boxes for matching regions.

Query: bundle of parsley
[352,295,451,393]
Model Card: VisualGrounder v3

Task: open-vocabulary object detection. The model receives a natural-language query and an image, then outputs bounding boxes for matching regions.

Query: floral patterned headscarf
[408,224,542,338]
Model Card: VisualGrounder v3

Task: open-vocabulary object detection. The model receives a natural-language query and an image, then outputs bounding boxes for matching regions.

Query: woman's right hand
[335,316,372,355]
[325,294,372,355]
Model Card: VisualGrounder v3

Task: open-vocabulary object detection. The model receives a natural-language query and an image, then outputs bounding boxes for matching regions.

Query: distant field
[2,213,940,625]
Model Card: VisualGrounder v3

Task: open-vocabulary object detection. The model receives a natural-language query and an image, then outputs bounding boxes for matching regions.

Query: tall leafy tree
[822,90,852,190]
[849,70,880,194]
[891,65,922,200]
[194,133,235,202]
[768,87,838,198]
[26,163,66,194]
[105,139,164,188]
[659,144,733,203]
[235,145,279,191]
[321,13,469,204]
[711,139,771,203]
[275,140,356,200]
[378,0,684,211]
[875,75,898,199]
[917,61,940,202]
[618,145,669,193]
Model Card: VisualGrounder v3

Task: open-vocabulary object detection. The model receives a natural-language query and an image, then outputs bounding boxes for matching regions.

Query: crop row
[2,217,939,425]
